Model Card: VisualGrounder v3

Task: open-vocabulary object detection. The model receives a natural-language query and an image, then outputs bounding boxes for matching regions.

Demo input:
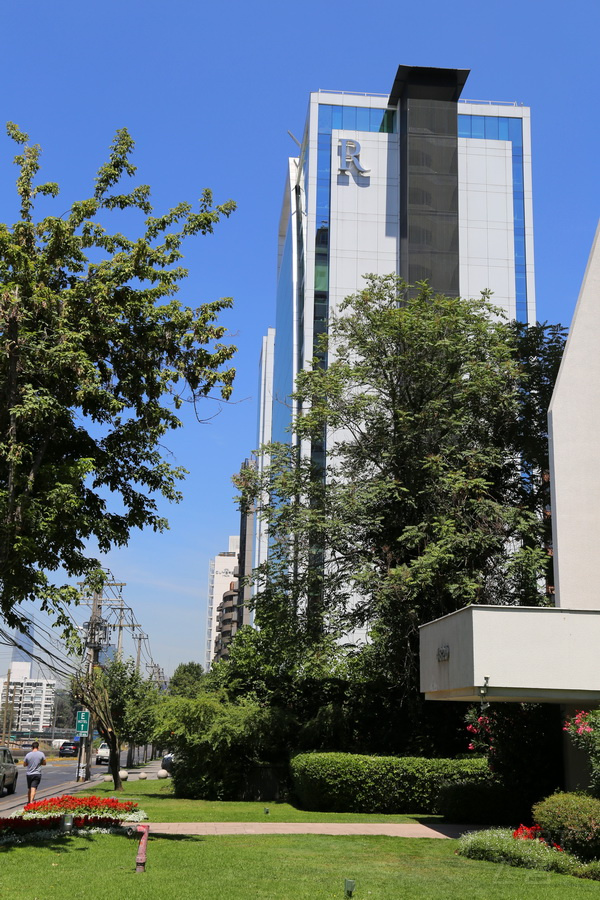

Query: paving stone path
[1,759,478,839]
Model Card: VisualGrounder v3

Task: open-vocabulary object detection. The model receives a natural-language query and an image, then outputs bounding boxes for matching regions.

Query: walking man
[23,741,46,803]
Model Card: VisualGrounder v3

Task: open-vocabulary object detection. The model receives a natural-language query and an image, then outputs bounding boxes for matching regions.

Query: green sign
[76,711,90,735]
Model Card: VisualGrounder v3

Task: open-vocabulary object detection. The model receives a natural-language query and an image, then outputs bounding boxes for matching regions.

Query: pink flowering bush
[563,710,600,796]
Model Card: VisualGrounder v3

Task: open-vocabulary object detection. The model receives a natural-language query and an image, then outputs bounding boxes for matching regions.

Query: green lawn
[2,833,600,899]
[80,777,440,824]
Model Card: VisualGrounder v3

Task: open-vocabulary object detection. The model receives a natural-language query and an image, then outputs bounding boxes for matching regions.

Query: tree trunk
[108,734,122,791]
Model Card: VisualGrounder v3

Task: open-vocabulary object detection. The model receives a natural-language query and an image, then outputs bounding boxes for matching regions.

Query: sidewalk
[146,821,477,839]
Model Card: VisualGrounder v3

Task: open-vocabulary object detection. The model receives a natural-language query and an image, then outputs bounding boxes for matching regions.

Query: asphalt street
[1,750,128,807]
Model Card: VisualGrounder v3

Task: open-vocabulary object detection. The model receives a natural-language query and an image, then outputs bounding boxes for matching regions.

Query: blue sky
[1,0,599,675]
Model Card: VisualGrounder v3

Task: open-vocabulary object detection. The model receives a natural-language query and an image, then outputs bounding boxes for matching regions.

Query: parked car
[161,752,174,773]
[58,741,79,757]
[0,747,18,795]
[95,742,110,765]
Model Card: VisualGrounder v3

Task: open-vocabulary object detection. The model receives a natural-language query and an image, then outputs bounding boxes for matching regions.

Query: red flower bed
[513,823,563,851]
[23,795,137,815]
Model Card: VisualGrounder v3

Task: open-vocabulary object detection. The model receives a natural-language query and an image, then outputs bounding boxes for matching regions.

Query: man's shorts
[26,774,41,788]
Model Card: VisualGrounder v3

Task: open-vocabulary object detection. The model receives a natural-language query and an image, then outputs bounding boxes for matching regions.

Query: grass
[78,778,440,824]
[3,833,600,899]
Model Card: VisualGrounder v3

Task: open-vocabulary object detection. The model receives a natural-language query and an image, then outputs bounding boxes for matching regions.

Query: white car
[95,743,110,765]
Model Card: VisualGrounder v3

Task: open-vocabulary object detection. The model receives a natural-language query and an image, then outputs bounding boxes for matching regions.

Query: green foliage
[458,828,579,876]
[236,278,566,756]
[71,657,158,789]
[563,710,600,795]
[435,779,526,825]
[290,752,488,813]
[153,693,291,799]
[0,124,236,628]
[533,793,600,861]
[168,661,204,698]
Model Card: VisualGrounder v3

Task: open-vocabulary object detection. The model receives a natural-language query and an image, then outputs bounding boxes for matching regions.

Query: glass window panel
[315,263,328,291]
[331,106,343,129]
[318,133,331,150]
[318,105,332,134]
[317,147,331,175]
[380,109,396,133]
[509,118,523,146]
[471,116,485,139]
[512,165,524,189]
[457,114,471,138]
[484,117,499,140]
[498,117,510,140]
[316,182,330,208]
[342,106,357,130]
[356,108,370,131]
[371,109,384,132]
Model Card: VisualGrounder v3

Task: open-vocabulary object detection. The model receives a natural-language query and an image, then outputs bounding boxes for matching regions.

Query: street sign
[76,711,90,736]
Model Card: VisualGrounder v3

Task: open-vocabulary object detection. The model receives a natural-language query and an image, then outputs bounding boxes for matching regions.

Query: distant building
[212,465,256,664]
[204,536,239,671]
[0,665,56,733]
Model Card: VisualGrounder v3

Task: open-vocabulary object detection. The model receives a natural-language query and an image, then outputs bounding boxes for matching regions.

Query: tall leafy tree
[168,661,205,698]
[237,277,566,752]
[72,657,158,790]
[0,124,236,627]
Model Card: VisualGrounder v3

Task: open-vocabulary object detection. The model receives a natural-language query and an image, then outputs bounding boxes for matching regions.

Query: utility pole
[116,595,125,659]
[78,589,106,781]
[1,669,11,745]
[134,632,147,673]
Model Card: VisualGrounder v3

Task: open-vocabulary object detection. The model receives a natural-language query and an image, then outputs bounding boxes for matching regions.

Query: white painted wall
[549,223,600,610]
[420,605,600,703]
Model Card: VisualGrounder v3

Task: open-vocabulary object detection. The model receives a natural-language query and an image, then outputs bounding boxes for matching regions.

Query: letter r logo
[338,139,370,175]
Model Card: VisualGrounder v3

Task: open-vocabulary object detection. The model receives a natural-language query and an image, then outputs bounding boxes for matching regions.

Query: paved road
[2,751,128,805]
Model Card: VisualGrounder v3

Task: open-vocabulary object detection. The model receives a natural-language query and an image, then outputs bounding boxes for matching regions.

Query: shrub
[458,828,578,876]
[153,694,293,799]
[436,779,526,825]
[290,753,488,813]
[533,792,600,861]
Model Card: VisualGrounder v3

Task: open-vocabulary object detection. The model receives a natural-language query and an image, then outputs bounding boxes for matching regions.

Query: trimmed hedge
[533,792,600,862]
[290,752,489,813]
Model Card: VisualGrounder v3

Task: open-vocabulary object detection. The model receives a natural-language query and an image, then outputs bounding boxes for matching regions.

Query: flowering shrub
[465,709,493,754]
[458,828,579,877]
[563,710,594,738]
[513,823,563,851]
[22,795,138,818]
[563,710,600,795]
[0,795,146,839]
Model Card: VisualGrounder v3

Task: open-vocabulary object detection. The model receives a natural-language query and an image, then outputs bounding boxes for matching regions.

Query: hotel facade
[264,65,535,450]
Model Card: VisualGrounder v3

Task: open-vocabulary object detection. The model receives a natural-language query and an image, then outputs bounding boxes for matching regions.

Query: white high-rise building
[0,661,56,734]
[254,65,537,641]
[263,64,535,450]
[204,536,239,671]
